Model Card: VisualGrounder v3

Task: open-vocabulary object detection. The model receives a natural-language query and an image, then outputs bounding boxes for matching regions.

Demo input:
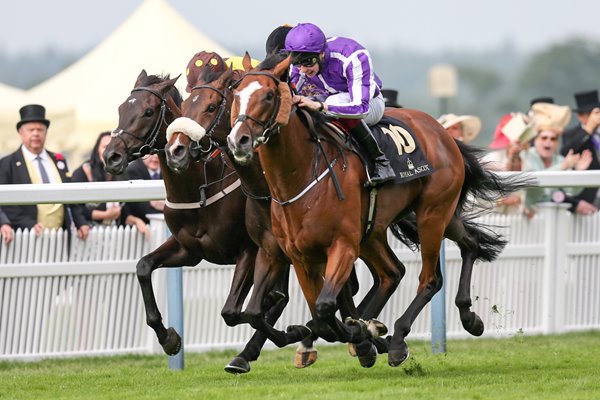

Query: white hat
[437,113,482,143]
[530,102,572,133]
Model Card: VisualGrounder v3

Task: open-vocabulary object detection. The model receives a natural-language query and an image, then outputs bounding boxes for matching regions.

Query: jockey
[185,51,259,92]
[284,22,395,185]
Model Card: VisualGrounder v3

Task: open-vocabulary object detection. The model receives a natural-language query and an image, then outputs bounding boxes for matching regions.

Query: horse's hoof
[347,343,357,357]
[224,356,251,374]
[466,314,484,337]
[357,344,377,368]
[367,319,388,337]
[388,347,410,367]
[294,349,318,368]
[161,327,181,356]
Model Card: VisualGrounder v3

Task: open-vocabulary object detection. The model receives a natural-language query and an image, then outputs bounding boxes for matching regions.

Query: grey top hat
[573,90,600,113]
[17,104,50,130]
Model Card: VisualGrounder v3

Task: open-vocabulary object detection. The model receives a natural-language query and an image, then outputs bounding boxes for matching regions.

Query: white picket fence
[1,173,599,360]
[1,203,599,360]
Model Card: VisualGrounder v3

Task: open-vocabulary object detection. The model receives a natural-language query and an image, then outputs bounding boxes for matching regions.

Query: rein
[111,86,168,159]
[270,110,346,206]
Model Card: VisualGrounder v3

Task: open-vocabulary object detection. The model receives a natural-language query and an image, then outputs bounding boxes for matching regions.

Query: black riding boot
[350,121,395,185]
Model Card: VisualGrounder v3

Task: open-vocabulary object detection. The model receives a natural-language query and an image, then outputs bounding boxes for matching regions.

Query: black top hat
[573,90,600,113]
[266,25,293,55]
[16,104,50,130]
[530,96,554,107]
[381,89,401,108]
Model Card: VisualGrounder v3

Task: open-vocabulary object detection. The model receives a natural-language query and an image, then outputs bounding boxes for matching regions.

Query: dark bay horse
[165,62,376,368]
[102,70,293,373]
[226,54,528,367]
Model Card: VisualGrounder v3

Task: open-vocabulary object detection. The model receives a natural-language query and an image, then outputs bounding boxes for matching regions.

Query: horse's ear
[157,74,180,94]
[242,52,253,72]
[273,55,292,82]
[276,82,292,126]
[230,95,240,128]
[166,95,182,118]
[215,65,234,89]
[135,69,148,87]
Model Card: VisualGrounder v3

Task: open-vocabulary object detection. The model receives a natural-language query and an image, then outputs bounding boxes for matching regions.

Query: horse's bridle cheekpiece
[188,84,229,160]
[231,71,283,147]
[111,86,168,159]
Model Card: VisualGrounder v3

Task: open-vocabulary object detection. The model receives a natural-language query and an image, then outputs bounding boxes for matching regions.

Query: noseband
[188,84,228,159]
[231,71,282,146]
[111,86,168,159]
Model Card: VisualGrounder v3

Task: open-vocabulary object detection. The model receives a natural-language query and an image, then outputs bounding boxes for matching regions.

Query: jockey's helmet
[284,23,326,54]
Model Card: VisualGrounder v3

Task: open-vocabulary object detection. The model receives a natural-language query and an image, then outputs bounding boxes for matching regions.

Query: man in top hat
[0,104,89,238]
[560,90,600,215]
[381,89,402,108]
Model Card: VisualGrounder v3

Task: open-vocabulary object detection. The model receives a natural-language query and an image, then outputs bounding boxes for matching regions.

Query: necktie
[151,171,160,180]
[35,156,50,184]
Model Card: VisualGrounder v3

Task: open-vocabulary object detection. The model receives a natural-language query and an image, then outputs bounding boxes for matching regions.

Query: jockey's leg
[350,120,395,185]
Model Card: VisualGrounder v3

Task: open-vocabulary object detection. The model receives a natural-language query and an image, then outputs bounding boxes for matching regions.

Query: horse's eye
[266,92,274,101]
[144,108,154,117]
[207,104,217,112]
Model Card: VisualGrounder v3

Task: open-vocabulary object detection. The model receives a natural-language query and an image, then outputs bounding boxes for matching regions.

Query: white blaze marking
[168,135,184,154]
[229,81,262,139]
[128,98,136,105]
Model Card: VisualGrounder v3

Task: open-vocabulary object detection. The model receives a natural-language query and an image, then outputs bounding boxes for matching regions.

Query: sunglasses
[297,56,319,67]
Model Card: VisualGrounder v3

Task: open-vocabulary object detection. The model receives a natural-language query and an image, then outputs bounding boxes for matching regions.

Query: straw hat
[530,102,571,132]
[437,113,482,143]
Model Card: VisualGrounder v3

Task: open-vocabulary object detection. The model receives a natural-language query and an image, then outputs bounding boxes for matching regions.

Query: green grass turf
[1,331,598,399]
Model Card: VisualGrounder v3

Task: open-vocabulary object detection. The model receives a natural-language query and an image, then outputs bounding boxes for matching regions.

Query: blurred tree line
[1,37,599,147]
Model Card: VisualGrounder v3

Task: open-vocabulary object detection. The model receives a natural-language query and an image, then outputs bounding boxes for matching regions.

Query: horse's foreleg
[316,243,375,346]
[136,237,200,356]
[221,243,257,326]
[225,252,294,374]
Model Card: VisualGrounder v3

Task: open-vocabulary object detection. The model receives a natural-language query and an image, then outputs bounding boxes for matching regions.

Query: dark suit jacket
[0,147,87,230]
[560,125,600,206]
[120,159,163,224]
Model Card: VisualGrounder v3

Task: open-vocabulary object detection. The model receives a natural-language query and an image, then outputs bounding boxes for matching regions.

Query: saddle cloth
[366,116,435,184]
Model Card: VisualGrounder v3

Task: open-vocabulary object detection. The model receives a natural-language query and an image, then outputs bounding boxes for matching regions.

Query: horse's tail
[454,140,534,214]
[389,213,506,262]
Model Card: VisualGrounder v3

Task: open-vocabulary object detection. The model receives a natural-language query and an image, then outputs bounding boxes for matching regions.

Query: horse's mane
[197,65,225,85]
[142,73,183,107]
[257,52,288,72]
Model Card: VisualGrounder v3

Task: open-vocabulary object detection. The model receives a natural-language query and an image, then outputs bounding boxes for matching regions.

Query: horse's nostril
[107,152,122,166]
[239,135,251,146]
[173,145,186,158]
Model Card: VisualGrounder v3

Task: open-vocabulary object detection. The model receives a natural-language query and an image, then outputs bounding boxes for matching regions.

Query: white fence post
[146,215,169,355]
[539,202,570,334]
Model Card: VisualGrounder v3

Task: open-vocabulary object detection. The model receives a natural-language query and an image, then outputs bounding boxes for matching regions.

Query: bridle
[230,71,283,147]
[187,84,229,160]
[111,86,169,159]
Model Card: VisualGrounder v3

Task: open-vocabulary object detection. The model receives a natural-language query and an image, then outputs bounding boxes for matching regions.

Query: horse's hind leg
[388,214,446,367]
[137,237,200,355]
[445,216,485,336]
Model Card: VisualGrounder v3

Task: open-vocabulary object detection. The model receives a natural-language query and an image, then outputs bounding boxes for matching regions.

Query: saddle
[299,111,434,185]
